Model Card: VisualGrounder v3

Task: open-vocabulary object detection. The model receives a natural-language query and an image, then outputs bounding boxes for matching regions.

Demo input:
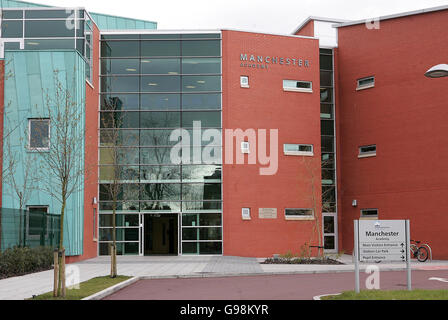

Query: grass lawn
[322,289,448,300]
[29,276,132,300]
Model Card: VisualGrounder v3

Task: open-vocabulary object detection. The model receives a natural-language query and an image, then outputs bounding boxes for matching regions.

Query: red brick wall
[222,30,322,257]
[295,20,314,37]
[66,22,100,263]
[336,10,448,259]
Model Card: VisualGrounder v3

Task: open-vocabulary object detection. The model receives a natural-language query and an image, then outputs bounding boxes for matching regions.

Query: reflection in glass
[141,41,181,57]
[140,129,179,146]
[182,227,222,241]
[182,213,222,227]
[182,111,221,128]
[140,58,180,74]
[101,41,139,57]
[101,94,139,111]
[182,184,222,201]
[141,94,180,110]
[182,94,221,110]
[140,112,180,128]
[140,183,181,200]
[182,76,221,92]
[182,40,221,57]
[101,76,139,93]
[182,166,222,182]
[140,166,181,182]
[25,20,75,37]
[141,76,180,92]
[101,59,139,75]
[99,165,140,181]
[140,147,176,165]
[182,58,221,74]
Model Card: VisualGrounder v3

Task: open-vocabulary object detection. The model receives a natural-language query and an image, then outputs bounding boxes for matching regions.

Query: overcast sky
[34,0,448,34]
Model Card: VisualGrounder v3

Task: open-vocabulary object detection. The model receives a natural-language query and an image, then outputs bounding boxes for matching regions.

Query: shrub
[0,246,54,279]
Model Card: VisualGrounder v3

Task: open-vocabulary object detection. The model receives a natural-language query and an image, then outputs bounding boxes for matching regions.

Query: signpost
[354,220,411,293]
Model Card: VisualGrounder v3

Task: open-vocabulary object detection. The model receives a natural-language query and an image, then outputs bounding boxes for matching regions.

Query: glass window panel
[100,243,138,256]
[182,242,222,255]
[100,214,139,227]
[324,216,335,234]
[182,58,221,74]
[320,104,333,119]
[140,201,180,212]
[182,184,222,201]
[140,34,181,39]
[182,227,222,241]
[140,129,179,146]
[140,165,181,182]
[1,20,23,38]
[25,20,75,38]
[320,54,333,70]
[25,39,75,50]
[320,88,333,103]
[141,41,181,57]
[321,136,334,153]
[323,203,337,213]
[320,71,333,87]
[2,10,23,19]
[101,35,140,40]
[100,165,140,181]
[321,153,335,169]
[182,213,222,227]
[100,130,139,147]
[182,165,222,182]
[184,129,221,146]
[100,147,139,165]
[25,9,74,18]
[322,169,335,185]
[100,183,140,201]
[324,236,335,250]
[140,183,181,200]
[182,76,221,92]
[101,59,139,75]
[141,94,180,111]
[4,42,21,50]
[182,201,222,211]
[321,120,334,136]
[182,40,221,57]
[182,111,221,128]
[101,94,139,111]
[101,76,139,93]
[28,207,47,236]
[182,94,221,110]
[123,242,139,255]
[140,112,180,128]
[140,147,177,165]
[140,58,180,74]
[29,119,50,149]
[182,34,221,39]
[99,201,140,211]
[76,39,85,56]
[141,75,180,92]
[182,242,199,254]
[101,41,139,57]
[322,186,336,203]
[100,112,140,129]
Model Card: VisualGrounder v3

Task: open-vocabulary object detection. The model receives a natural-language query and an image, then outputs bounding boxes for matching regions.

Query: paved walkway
[1,254,447,300]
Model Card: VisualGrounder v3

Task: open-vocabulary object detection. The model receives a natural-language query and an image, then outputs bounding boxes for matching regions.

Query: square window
[357,76,375,90]
[359,145,376,158]
[283,80,312,93]
[284,144,314,156]
[240,76,249,88]
[242,208,251,220]
[241,141,250,154]
[28,119,50,150]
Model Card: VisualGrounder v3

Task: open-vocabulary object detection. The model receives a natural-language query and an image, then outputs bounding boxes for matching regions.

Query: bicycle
[410,240,431,262]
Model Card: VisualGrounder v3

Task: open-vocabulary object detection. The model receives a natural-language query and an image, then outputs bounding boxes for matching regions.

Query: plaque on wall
[259,208,277,219]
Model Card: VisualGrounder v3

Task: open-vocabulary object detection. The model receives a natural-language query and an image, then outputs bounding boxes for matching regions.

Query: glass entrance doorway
[143,214,179,256]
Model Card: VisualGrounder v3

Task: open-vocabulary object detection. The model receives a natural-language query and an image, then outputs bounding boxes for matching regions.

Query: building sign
[358,220,408,263]
[240,53,310,70]
[259,208,277,219]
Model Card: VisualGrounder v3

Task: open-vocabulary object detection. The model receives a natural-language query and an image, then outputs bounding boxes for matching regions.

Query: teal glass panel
[1,20,23,38]
[101,76,139,93]
[25,20,75,38]
[2,10,23,19]
[25,9,74,18]
[24,39,75,50]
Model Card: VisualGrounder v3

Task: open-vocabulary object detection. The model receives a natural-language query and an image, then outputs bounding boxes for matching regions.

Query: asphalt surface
[103,270,448,300]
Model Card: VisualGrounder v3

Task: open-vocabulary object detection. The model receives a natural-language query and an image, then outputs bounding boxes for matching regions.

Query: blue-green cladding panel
[2,50,86,256]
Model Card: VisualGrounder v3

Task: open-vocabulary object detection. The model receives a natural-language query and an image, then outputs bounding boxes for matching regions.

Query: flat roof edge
[336,4,448,28]
[292,16,351,34]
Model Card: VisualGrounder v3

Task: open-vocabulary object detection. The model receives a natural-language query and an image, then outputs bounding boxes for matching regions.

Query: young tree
[35,71,86,297]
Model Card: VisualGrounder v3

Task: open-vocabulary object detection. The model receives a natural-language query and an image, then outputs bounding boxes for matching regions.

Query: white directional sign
[358,220,408,263]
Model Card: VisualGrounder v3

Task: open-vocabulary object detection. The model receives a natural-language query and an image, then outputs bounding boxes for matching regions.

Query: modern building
[1,0,447,261]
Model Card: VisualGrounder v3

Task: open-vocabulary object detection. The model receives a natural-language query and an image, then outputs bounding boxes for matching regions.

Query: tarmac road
[103,270,448,300]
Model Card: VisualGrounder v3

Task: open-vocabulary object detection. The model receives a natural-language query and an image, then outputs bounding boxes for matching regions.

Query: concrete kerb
[313,293,342,300]
[82,277,140,300]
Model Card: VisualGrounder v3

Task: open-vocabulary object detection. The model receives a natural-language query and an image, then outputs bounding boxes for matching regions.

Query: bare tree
[34,71,87,297]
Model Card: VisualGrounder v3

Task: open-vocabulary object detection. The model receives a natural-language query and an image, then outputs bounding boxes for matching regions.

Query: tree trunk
[53,249,59,297]
[111,202,117,278]
[0,209,2,253]
[57,196,66,297]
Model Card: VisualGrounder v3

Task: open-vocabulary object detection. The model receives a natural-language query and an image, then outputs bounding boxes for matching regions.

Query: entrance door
[143,214,178,256]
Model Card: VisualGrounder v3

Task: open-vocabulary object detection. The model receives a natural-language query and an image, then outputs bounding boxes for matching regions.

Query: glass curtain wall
[320,48,337,252]
[99,33,223,255]
[0,8,94,81]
